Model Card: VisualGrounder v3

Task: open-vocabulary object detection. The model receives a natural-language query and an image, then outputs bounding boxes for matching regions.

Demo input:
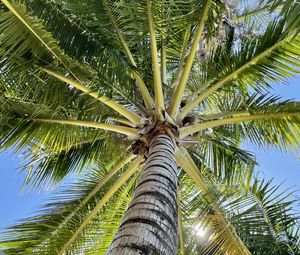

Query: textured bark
[106,133,178,255]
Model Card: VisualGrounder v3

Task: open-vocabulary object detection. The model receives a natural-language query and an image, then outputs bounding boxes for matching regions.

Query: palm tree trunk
[106,133,178,255]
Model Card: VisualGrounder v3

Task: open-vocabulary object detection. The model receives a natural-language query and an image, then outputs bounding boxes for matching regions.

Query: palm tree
[0,0,300,254]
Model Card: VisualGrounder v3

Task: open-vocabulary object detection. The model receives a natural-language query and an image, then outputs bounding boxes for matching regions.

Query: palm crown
[0,0,300,254]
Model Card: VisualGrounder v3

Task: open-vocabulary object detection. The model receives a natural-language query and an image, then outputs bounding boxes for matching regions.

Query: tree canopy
[0,0,300,254]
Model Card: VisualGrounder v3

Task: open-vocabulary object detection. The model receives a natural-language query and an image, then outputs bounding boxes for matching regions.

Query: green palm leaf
[181,3,300,118]
[0,156,143,254]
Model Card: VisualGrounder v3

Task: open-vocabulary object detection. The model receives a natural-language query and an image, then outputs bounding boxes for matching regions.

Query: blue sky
[0,151,50,229]
[0,78,299,231]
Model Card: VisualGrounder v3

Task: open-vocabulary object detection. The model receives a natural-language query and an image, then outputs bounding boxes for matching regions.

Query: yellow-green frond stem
[108,117,136,127]
[146,0,165,118]
[58,156,144,255]
[135,75,156,111]
[102,0,154,110]
[161,37,167,85]
[180,112,300,138]
[179,38,290,119]
[168,0,211,118]
[199,111,249,121]
[175,147,209,194]
[42,68,141,125]
[34,118,139,138]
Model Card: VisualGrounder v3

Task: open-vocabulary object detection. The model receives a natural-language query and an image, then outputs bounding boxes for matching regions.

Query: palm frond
[181,2,300,118]
[188,135,256,181]
[0,81,133,188]
[178,166,300,255]
[0,157,143,254]
[0,0,94,79]
[146,0,164,114]
[181,95,300,152]
[175,146,252,254]
[169,0,211,118]
[0,0,149,114]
